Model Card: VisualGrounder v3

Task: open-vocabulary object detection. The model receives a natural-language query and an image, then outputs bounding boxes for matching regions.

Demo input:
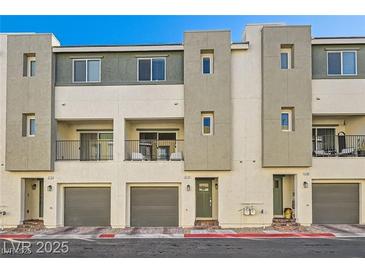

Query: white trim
[327,50,358,76]
[280,109,292,132]
[201,113,214,136]
[27,115,36,137]
[312,38,365,45]
[72,58,101,83]
[27,56,36,77]
[137,57,166,82]
[201,53,214,75]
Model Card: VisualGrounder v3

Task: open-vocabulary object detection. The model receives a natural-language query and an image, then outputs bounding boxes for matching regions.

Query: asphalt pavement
[1,237,365,258]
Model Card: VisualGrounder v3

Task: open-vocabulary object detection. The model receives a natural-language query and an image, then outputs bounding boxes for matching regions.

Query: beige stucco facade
[1,25,365,228]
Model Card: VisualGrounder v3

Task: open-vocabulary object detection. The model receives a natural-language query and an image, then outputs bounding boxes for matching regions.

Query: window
[28,57,36,77]
[72,59,101,83]
[281,108,293,131]
[327,51,357,76]
[201,112,214,136]
[201,54,213,74]
[280,46,292,69]
[23,114,36,137]
[138,58,166,81]
[24,54,36,77]
[312,128,336,153]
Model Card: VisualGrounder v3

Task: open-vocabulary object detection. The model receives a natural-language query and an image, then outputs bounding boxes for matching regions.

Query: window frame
[72,58,101,83]
[280,48,291,70]
[27,56,36,77]
[201,53,214,75]
[327,50,357,76]
[137,57,167,82]
[280,109,292,132]
[27,115,36,137]
[201,113,214,136]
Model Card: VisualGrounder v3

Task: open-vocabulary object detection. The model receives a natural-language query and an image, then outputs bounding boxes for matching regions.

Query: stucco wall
[183,31,232,171]
[261,26,312,167]
[56,51,184,86]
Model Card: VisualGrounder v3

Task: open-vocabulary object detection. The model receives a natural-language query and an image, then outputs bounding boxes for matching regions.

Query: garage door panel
[64,187,111,226]
[312,183,359,224]
[131,187,178,227]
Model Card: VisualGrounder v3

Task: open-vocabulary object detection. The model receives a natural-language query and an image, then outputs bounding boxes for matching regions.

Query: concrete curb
[183,232,336,238]
[0,232,339,240]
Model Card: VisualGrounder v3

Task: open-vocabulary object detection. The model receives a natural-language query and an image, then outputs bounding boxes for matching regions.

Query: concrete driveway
[312,224,365,236]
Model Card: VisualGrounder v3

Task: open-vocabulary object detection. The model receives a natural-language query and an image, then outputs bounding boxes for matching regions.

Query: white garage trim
[125,182,182,227]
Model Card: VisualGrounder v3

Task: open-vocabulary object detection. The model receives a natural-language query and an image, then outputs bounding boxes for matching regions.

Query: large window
[73,59,101,83]
[138,58,166,81]
[327,51,357,76]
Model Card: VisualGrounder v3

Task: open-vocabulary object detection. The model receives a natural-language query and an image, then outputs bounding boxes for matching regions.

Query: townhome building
[0,23,364,228]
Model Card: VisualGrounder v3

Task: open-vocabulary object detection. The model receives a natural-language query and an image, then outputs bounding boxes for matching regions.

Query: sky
[1,15,365,46]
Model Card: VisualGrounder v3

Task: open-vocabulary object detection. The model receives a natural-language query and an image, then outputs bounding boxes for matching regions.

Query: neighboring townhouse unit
[0,23,365,229]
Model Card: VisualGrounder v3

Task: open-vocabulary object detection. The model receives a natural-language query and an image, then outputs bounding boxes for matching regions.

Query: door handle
[209,199,212,207]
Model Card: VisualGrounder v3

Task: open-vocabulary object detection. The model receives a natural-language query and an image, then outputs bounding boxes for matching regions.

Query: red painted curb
[98,233,116,238]
[0,234,33,239]
[184,232,335,238]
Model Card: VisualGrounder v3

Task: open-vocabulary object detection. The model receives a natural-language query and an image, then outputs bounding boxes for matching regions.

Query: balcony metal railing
[125,140,184,161]
[313,134,365,157]
[56,140,113,161]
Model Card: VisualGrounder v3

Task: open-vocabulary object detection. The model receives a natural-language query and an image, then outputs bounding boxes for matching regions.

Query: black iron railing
[56,140,113,161]
[125,140,184,161]
[313,134,365,157]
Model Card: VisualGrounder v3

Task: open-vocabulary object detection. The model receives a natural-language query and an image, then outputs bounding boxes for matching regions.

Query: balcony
[125,140,184,161]
[56,140,113,161]
[313,134,365,157]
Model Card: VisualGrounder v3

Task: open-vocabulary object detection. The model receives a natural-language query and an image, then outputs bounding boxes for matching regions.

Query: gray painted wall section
[312,44,365,79]
[56,51,184,86]
[184,31,232,171]
[262,26,312,167]
[6,35,55,171]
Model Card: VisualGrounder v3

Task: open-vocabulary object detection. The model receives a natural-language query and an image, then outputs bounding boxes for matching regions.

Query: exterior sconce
[215,183,218,190]
[47,185,53,192]
[303,181,309,188]
[186,184,191,191]
[32,184,37,190]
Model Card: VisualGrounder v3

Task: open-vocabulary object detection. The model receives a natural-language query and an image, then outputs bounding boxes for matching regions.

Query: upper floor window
[201,112,214,136]
[28,56,36,77]
[201,54,213,74]
[73,59,101,83]
[22,114,36,137]
[281,108,293,132]
[280,45,293,69]
[138,57,166,81]
[327,51,357,76]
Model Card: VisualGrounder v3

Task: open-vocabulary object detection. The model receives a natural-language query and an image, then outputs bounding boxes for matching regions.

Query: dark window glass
[203,57,211,74]
[281,113,289,130]
[152,58,165,80]
[138,59,151,81]
[29,118,36,135]
[74,60,87,82]
[328,52,341,75]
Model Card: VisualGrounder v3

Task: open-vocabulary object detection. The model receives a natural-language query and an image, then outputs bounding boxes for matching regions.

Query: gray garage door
[130,187,178,227]
[64,187,111,226]
[312,183,359,224]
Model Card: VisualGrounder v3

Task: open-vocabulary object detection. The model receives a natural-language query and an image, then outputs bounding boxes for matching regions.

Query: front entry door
[273,176,283,216]
[196,179,212,218]
[24,179,43,220]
